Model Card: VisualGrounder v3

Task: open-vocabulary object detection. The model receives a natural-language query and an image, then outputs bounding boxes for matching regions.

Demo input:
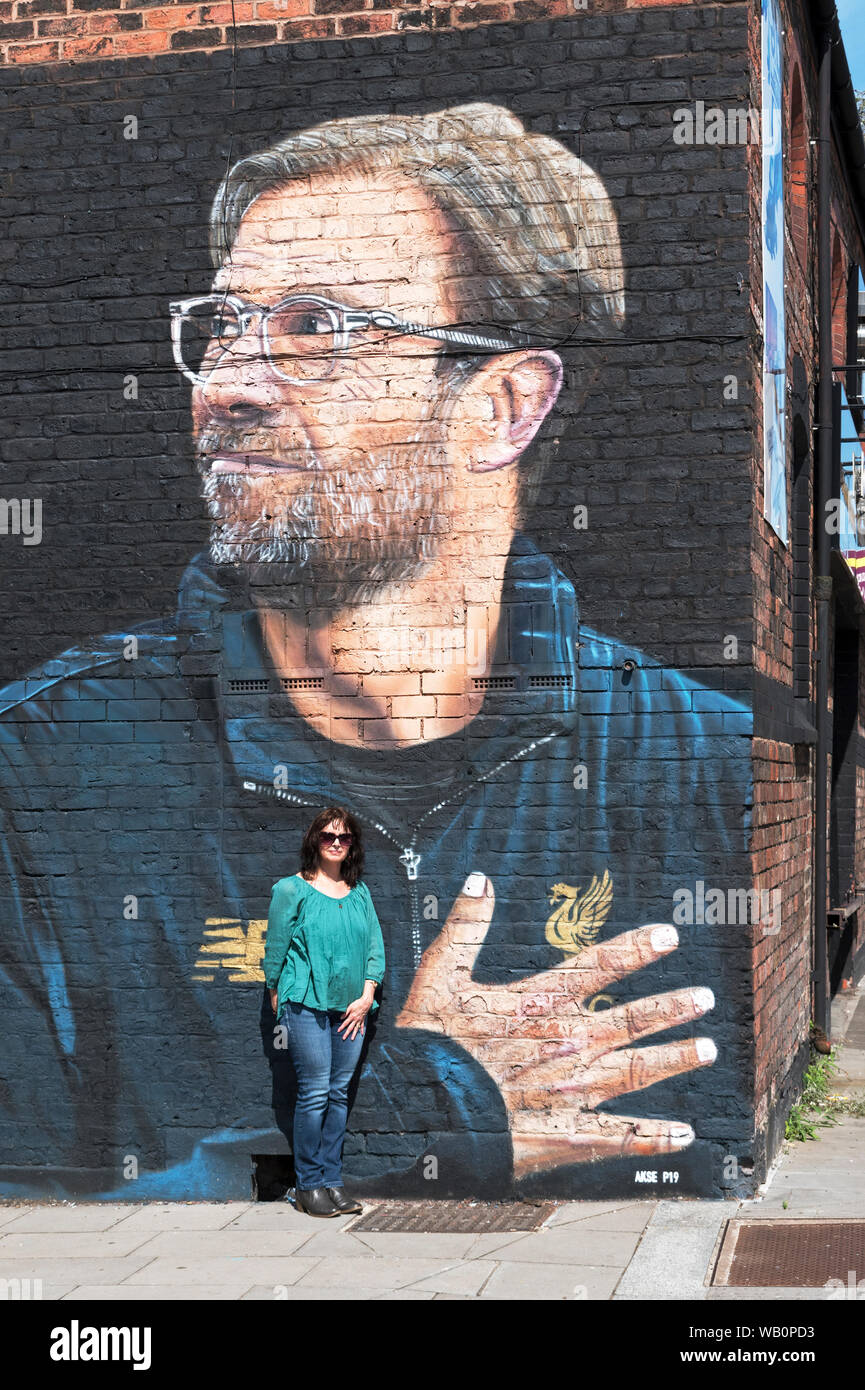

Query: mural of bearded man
[0,103,751,1200]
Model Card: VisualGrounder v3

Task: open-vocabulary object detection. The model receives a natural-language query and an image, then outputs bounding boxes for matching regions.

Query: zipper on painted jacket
[240,726,564,968]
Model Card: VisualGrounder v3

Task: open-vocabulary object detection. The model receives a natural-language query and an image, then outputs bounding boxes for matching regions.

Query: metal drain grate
[347,1199,555,1233]
[713,1219,865,1287]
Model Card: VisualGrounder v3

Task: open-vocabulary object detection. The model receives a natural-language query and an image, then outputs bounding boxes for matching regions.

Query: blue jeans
[279,1000,365,1190]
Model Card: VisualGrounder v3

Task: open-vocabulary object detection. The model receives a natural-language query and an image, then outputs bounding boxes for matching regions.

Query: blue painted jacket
[0,533,752,1200]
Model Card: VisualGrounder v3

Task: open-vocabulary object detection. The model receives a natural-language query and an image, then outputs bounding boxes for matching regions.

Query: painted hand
[395,873,717,1178]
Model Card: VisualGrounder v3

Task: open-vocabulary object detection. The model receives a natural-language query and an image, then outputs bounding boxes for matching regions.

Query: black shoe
[294,1186,341,1217]
[325,1186,363,1214]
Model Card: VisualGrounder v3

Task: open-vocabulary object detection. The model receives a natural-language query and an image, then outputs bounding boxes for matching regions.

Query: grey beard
[200,443,454,606]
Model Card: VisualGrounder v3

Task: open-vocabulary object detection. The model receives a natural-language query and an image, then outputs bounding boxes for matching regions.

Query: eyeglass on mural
[169,292,522,386]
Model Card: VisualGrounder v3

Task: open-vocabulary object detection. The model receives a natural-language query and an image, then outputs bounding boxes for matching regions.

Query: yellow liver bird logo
[545,871,613,954]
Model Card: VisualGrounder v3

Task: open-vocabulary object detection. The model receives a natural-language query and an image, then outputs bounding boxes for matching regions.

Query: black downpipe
[814,26,834,1036]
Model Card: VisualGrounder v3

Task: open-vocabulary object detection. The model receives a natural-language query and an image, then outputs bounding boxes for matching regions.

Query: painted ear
[464,351,563,472]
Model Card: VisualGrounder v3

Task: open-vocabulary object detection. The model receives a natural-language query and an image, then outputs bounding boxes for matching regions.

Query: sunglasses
[319,831,353,848]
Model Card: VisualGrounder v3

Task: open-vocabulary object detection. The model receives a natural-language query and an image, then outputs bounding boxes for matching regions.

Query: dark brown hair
[299,806,364,888]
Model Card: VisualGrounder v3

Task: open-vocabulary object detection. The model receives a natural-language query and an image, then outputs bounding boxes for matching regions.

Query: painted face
[191,170,474,596]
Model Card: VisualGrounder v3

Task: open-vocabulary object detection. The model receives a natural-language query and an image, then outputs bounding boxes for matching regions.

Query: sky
[837,0,865,92]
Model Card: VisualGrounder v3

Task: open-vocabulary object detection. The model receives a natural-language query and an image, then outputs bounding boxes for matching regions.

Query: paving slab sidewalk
[0,1196,658,1301]
[617,984,865,1301]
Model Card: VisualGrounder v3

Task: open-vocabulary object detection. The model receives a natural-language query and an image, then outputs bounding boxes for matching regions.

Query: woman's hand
[337,986,375,1040]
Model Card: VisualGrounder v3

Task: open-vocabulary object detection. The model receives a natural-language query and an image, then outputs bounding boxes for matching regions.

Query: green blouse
[263,873,386,1016]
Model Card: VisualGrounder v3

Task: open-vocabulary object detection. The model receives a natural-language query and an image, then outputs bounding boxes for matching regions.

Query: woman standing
[264,806,385,1218]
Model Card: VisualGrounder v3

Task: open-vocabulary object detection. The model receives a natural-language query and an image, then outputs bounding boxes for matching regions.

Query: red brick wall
[751,738,813,1132]
[0,0,694,65]
[748,0,814,694]
[788,60,808,270]
[749,0,865,1146]
[749,0,863,687]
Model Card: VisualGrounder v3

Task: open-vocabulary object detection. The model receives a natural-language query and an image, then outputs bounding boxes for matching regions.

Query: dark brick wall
[0,7,767,1201]
[1,5,755,680]
[0,0,696,65]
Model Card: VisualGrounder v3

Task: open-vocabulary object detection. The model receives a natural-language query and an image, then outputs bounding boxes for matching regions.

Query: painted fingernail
[670,1123,694,1146]
[696,1038,718,1063]
[650,925,679,953]
[462,871,486,897]
[692,988,715,1014]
